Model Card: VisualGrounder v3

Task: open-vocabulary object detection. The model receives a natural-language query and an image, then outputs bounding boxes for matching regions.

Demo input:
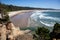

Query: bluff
[0,22,33,40]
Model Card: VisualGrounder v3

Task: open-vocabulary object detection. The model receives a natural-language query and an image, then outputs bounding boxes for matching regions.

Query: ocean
[10,10,60,27]
[31,10,60,27]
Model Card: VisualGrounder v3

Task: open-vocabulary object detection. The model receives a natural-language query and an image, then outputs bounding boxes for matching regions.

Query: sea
[10,10,60,27]
[31,10,60,27]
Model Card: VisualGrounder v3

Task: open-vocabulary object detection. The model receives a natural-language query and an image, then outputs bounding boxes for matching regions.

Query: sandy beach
[8,10,34,18]
[8,10,46,27]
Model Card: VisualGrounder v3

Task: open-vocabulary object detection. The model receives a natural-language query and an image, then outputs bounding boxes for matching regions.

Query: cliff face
[0,24,6,40]
[0,22,33,40]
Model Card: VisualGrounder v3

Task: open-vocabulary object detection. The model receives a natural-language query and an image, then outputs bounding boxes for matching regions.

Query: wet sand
[8,10,34,27]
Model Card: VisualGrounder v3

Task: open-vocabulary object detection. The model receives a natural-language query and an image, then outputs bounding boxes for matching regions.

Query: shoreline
[8,10,44,17]
[8,10,48,18]
[8,10,34,18]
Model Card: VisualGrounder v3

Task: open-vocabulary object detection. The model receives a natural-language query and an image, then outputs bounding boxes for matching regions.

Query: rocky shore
[0,22,33,40]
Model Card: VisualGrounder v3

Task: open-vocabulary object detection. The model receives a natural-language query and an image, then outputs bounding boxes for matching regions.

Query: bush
[33,27,50,40]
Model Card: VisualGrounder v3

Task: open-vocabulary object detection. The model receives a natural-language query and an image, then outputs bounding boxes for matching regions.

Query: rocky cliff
[0,22,33,40]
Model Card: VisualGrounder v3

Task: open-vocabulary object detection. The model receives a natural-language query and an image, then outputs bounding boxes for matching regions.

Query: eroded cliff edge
[0,22,33,40]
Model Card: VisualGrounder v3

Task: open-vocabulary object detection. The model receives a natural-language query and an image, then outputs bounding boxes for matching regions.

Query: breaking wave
[31,10,60,27]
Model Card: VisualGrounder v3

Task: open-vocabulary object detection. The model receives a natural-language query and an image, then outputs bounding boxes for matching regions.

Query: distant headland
[0,3,55,12]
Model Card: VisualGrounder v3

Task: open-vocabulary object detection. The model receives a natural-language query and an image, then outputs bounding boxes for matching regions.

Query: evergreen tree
[33,27,50,40]
[50,23,60,40]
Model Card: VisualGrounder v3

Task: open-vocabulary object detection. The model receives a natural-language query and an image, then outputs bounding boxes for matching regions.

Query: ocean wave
[40,21,54,27]
[39,14,60,22]
[31,11,60,27]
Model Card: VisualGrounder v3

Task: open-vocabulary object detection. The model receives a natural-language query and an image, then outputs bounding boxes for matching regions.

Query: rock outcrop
[0,22,33,40]
[0,24,6,40]
[15,33,33,40]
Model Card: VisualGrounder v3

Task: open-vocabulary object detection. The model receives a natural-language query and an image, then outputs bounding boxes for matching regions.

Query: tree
[53,23,60,33]
[33,27,50,40]
[0,8,10,24]
[50,23,60,40]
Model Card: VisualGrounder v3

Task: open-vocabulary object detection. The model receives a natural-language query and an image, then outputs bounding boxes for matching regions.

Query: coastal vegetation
[50,23,60,40]
[0,3,54,12]
[33,27,50,40]
[0,9,10,24]
[20,23,60,40]
[33,23,60,40]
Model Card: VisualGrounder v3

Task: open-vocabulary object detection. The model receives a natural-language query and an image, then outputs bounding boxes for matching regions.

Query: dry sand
[8,10,45,27]
[8,10,34,18]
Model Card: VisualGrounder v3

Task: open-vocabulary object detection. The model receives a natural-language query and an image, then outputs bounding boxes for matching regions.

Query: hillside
[0,22,33,40]
[0,3,55,12]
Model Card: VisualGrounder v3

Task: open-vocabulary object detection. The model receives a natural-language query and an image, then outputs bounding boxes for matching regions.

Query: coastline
[8,10,47,27]
[8,10,49,18]
[8,10,34,18]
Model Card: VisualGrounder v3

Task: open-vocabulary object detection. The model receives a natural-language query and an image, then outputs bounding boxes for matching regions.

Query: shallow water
[31,11,60,27]
[10,10,60,27]
[10,12,33,27]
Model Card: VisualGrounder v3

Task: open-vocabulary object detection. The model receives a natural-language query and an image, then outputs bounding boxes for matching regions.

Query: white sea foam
[31,10,60,27]
[40,21,54,27]
[39,13,60,21]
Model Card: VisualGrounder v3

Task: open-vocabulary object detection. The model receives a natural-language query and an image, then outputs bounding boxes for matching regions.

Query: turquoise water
[43,12,60,18]
[31,11,60,27]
